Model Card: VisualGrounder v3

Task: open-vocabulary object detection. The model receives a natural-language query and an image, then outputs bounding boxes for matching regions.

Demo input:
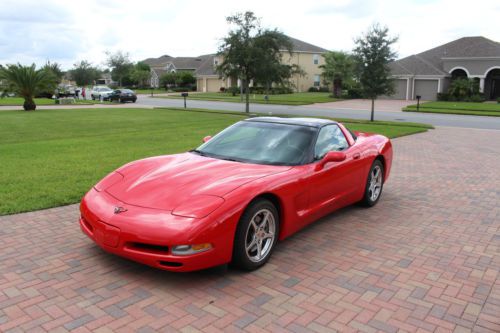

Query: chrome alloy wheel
[245,209,276,263]
[368,165,383,202]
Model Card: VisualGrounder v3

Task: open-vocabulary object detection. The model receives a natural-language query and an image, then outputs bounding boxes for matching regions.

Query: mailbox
[181,92,189,97]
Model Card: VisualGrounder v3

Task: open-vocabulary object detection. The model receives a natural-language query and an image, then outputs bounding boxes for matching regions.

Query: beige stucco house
[143,37,328,93]
[387,36,500,100]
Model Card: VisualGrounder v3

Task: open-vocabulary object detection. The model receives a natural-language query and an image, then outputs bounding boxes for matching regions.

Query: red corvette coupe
[80,117,392,272]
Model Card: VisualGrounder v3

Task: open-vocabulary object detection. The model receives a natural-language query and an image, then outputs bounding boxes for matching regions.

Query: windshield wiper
[189,149,207,156]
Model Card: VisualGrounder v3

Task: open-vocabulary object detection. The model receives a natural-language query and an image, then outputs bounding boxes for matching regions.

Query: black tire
[232,199,279,270]
[361,159,384,207]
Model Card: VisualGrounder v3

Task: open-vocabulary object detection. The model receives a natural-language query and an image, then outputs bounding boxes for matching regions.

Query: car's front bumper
[79,189,235,272]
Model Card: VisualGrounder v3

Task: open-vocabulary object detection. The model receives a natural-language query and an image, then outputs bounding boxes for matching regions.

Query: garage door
[206,78,221,92]
[381,79,407,99]
[392,79,408,99]
[414,79,438,101]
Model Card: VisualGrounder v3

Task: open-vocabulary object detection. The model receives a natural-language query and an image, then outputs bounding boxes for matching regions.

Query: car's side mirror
[202,136,212,143]
[315,151,346,171]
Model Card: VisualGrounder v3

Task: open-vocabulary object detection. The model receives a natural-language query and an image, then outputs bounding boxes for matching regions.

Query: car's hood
[105,152,291,211]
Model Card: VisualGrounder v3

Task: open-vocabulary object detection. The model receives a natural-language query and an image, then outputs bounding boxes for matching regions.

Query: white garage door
[414,80,438,101]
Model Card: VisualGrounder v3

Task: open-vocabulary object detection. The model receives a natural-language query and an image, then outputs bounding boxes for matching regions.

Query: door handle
[353,153,361,160]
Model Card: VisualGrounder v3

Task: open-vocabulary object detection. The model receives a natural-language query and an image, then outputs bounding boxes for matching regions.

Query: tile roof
[390,36,500,76]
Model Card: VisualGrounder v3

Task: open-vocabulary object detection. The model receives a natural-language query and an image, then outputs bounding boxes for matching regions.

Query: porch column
[203,77,207,92]
[479,78,485,93]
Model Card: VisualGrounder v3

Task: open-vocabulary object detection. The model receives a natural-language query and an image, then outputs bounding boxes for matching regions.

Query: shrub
[227,86,239,96]
[468,94,485,103]
[171,87,190,92]
[308,86,318,92]
[497,97,500,104]
[437,93,449,101]
[318,86,330,92]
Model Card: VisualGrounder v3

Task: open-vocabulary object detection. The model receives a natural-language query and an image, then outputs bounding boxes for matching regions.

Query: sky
[0,0,499,70]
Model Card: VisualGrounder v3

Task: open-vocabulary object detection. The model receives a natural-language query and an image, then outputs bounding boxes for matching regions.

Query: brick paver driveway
[1,127,499,332]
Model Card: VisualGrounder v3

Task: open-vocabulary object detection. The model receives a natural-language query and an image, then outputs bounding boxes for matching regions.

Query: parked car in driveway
[91,86,114,101]
[80,117,393,272]
[108,89,137,103]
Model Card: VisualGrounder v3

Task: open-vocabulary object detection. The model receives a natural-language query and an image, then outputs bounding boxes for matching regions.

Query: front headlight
[172,243,212,256]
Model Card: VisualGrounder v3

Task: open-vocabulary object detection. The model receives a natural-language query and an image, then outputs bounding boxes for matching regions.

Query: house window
[213,57,219,66]
[314,75,321,87]
[313,54,319,65]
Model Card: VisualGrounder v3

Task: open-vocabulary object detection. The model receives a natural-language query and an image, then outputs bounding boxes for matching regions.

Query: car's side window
[314,125,349,159]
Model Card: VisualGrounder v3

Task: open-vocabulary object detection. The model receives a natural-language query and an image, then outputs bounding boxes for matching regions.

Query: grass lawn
[0,97,101,106]
[403,101,500,116]
[0,107,431,215]
[161,92,340,105]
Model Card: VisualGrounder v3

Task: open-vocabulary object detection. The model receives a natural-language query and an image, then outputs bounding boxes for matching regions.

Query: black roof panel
[245,117,336,128]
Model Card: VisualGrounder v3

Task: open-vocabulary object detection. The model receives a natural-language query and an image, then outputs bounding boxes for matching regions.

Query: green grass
[403,101,500,116]
[0,97,100,106]
[161,92,340,105]
[0,107,431,215]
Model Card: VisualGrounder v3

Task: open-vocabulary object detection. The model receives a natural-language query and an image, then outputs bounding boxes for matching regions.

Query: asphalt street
[136,95,500,130]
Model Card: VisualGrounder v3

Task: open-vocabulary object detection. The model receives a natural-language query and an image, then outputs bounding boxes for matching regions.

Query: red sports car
[80,117,392,272]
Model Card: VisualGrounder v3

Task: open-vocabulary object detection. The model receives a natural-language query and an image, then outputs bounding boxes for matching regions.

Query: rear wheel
[232,199,279,270]
[361,159,384,207]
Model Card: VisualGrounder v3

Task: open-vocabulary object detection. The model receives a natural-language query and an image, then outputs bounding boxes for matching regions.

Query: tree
[160,72,177,89]
[0,64,57,111]
[70,60,100,87]
[253,31,295,93]
[176,71,196,87]
[217,11,292,113]
[353,24,398,121]
[43,61,64,84]
[106,51,133,87]
[320,51,354,98]
[130,62,151,88]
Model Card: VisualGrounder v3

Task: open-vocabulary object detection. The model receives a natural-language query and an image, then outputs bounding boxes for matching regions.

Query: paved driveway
[1,127,499,332]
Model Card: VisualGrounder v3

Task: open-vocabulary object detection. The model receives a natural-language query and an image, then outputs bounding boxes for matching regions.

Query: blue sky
[0,0,499,70]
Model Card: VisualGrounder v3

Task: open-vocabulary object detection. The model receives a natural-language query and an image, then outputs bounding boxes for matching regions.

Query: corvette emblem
[114,206,127,214]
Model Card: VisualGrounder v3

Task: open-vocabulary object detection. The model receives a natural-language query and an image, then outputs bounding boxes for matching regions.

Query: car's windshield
[122,89,133,93]
[194,121,316,165]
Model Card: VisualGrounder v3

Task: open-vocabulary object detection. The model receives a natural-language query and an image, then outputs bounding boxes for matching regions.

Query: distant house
[388,36,500,100]
[143,36,329,92]
[95,73,116,86]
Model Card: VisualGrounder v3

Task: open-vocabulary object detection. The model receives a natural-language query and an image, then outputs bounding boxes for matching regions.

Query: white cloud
[0,0,498,70]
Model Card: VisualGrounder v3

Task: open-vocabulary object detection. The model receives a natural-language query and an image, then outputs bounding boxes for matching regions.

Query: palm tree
[320,51,354,98]
[0,64,57,111]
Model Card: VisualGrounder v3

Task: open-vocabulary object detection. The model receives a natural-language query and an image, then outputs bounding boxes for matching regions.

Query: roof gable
[390,36,500,76]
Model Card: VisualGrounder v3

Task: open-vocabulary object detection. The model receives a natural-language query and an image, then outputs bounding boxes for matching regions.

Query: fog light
[172,243,212,255]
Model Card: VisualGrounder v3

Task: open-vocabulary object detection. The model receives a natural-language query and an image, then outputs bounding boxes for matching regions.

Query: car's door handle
[353,153,361,160]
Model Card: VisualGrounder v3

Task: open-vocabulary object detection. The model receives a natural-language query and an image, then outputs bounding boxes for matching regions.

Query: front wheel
[232,199,279,270]
[361,159,384,207]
